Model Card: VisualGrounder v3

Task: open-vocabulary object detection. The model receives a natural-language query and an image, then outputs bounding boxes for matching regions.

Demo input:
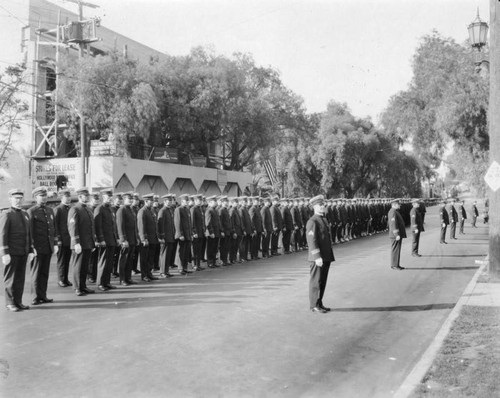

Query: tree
[0,65,28,177]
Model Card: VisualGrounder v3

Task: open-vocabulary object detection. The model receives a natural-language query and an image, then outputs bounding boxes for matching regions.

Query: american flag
[263,159,278,186]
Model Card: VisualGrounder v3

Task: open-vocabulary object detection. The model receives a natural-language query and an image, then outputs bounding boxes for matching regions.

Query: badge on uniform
[308,231,314,236]
[70,218,75,224]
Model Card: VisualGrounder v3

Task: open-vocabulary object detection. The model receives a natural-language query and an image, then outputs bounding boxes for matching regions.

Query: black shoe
[75,290,86,296]
[6,304,20,312]
[127,280,137,285]
[179,270,187,275]
[106,284,117,289]
[132,269,141,275]
[311,307,327,314]
[440,241,447,244]
[17,303,30,310]
[391,266,404,270]
[142,277,152,282]
[32,298,43,305]
[112,273,119,278]
[58,281,68,287]
[65,280,73,286]
[41,297,53,303]
[98,285,110,291]
[319,304,331,312]
[87,278,96,284]
[412,253,422,257]
[120,281,131,286]
[83,288,95,294]
[148,275,159,280]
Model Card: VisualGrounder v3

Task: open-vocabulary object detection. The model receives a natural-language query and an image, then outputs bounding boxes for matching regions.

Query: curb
[393,259,488,398]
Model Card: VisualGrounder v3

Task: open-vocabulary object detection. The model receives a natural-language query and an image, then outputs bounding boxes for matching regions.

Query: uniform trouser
[112,246,120,275]
[219,235,230,264]
[88,248,98,280]
[472,216,477,227]
[97,246,115,287]
[239,234,251,260]
[30,252,52,300]
[261,232,271,256]
[412,232,420,255]
[251,233,261,259]
[230,235,242,262]
[56,245,71,283]
[282,229,291,252]
[206,237,219,266]
[171,241,178,267]
[302,228,308,247]
[201,236,207,261]
[160,242,175,274]
[271,230,280,254]
[440,226,447,243]
[459,220,465,234]
[450,222,456,239]
[71,249,92,291]
[132,243,141,271]
[118,245,135,283]
[192,237,202,267]
[153,243,160,270]
[336,224,344,242]
[293,229,302,250]
[4,254,27,306]
[139,244,151,279]
[390,239,403,268]
[309,260,331,309]
[178,240,191,270]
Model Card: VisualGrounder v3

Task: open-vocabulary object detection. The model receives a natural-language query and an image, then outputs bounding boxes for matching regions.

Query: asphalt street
[0,208,488,398]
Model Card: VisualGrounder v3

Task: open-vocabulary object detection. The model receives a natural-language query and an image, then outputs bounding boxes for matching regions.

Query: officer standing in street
[448,199,458,240]
[174,193,193,275]
[191,194,206,271]
[28,186,57,305]
[471,201,479,228]
[93,189,118,291]
[439,200,449,244]
[116,191,139,286]
[388,198,406,270]
[458,200,467,234]
[306,195,334,314]
[249,196,263,260]
[137,193,160,282]
[1,189,34,312]
[410,199,424,257]
[68,187,96,296]
[260,196,273,258]
[54,189,73,287]
[157,194,175,278]
[270,195,283,256]
[205,195,221,268]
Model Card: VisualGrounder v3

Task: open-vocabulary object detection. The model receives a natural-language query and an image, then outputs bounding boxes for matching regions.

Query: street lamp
[468,9,489,73]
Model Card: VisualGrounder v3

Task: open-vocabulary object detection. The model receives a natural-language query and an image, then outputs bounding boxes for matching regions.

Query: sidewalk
[395,257,500,397]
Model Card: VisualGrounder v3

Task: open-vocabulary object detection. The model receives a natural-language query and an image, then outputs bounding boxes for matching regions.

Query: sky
[0,0,490,122]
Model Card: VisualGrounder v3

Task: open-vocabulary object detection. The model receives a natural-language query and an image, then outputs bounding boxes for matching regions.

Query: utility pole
[489,0,500,280]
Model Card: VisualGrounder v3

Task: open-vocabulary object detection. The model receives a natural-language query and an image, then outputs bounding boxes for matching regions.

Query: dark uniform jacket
[0,207,33,256]
[116,205,138,245]
[54,203,71,247]
[410,207,424,232]
[281,206,294,231]
[239,206,253,235]
[138,206,159,244]
[249,205,263,234]
[191,205,205,237]
[292,206,303,229]
[174,205,192,241]
[306,213,335,262]
[261,205,273,233]
[459,205,467,220]
[219,207,232,236]
[440,206,449,225]
[449,205,458,223]
[388,208,406,240]
[229,207,244,236]
[205,207,221,237]
[68,202,96,250]
[28,204,56,254]
[157,206,176,243]
[94,203,118,246]
[270,204,284,230]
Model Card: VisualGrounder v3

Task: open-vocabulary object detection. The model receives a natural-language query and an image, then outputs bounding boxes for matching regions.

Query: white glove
[2,254,11,265]
[74,243,82,254]
[28,253,35,262]
[442,223,446,228]
[414,229,419,234]
[314,258,323,267]
[395,235,401,241]
[54,245,59,254]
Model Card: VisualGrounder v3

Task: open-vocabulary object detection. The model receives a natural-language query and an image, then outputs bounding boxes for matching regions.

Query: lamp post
[468,8,489,75]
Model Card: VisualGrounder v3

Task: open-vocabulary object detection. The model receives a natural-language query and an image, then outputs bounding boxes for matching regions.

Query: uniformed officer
[249,196,263,260]
[157,194,175,278]
[458,200,467,234]
[229,197,243,263]
[280,198,293,254]
[388,198,406,270]
[448,199,458,240]
[260,196,273,258]
[218,196,231,266]
[116,191,139,286]
[291,198,303,252]
[410,199,424,257]
[137,193,160,282]
[174,193,193,275]
[54,189,73,287]
[191,194,206,271]
[306,195,335,313]
[28,186,57,305]
[439,200,449,244]
[238,196,252,262]
[471,201,479,227]
[68,187,96,296]
[87,192,100,283]
[94,189,118,291]
[1,188,34,312]
[205,195,221,268]
[270,195,283,256]
[110,192,123,278]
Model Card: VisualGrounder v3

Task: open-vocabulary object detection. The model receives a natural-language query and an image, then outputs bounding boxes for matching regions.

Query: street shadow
[422,255,485,258]
[405,266,480,271]
[332,303,456,312]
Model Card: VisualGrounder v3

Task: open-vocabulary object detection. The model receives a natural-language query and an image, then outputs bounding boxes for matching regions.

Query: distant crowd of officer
[1,185,427,313]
